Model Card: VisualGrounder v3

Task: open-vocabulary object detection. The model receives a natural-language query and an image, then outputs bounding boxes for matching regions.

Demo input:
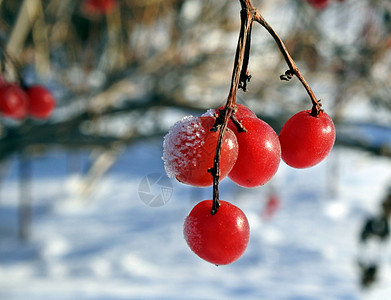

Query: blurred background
[0,0,391,299]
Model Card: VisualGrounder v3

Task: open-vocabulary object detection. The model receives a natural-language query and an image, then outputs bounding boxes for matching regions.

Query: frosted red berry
[228,117,281,188]
[278,110,336,168]
[184,200,250,265]
[163,116,238,187]
[26,85,56,119]
[0,84,28,119]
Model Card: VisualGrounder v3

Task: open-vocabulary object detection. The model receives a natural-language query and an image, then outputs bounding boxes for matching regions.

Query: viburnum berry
[0,83,28,119]
[184,200,250,265]
[84,0,116,14]
[278,110,336,168]
[162,116,238,187]
[26,85,56,119]
[261,191,281,221]
[228,117,281,188]
[307,0,329,9]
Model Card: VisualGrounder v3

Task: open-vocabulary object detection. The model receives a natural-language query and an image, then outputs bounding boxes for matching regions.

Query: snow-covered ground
[0,140,391,300]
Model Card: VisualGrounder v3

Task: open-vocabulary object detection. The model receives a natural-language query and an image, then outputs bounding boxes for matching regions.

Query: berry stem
[252,10,322,116]
[226,3,254,110]
[210,0,322,214]
[210,2,254,215]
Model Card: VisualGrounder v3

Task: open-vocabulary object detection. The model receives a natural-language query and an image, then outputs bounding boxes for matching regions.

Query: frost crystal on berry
[183,216,202,251]
[162,115,205,178]
[201,109,215,117]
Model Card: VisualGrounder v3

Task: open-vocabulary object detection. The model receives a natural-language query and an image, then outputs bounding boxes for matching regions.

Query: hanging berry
[25,85,56,119]
[0,83,28,120]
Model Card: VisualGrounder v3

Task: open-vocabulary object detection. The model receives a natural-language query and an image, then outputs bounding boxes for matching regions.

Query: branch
[6,0,41,58]
[209,1,255,215]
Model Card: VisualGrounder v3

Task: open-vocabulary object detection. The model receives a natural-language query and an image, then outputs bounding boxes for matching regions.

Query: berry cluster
[162,103,335,265]
[0,80,55,120]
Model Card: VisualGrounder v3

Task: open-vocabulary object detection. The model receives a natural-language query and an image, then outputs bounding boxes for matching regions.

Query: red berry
[228,117,281,188]
[84,0,116,14]
[0,84,28,119]
[261,192,281,221]
[184,200,250,265]
[163,116,238,187]
[26,85,56,119]
[307,0,329,9]
[278,110,336,168]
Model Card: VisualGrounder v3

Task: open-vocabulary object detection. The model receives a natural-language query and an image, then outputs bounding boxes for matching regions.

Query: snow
[1,141,391,299]
[201,109,216,117]
[162,115,205,178]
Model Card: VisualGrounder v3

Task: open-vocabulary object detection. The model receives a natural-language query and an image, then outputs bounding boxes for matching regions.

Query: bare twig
[209,1,255,215]
[6,0,41,58]
[252,10,322,116]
